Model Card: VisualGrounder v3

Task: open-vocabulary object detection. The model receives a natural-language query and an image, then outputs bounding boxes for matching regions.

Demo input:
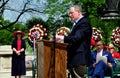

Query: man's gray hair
[72,5,82,12]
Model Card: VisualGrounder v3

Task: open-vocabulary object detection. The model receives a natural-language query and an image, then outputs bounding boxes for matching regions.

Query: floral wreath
[28,24,47,43]
[56,27,70,36]
[111,27,120,47]
[92,27,102,41]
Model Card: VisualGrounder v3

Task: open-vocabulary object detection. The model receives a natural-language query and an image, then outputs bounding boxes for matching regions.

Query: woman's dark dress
[11,39,26,76]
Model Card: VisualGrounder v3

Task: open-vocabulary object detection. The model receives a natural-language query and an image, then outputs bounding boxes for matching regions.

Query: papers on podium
[96,55,107,64]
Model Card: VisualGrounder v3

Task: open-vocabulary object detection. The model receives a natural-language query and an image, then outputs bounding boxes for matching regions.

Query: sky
[3,0,48,24]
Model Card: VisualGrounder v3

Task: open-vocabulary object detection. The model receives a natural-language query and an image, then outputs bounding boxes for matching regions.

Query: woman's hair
[108,43,115,48]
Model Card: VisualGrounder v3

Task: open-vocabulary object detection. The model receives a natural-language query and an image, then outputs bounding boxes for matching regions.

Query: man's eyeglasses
[108,47,114,49]
[96,44,103,46]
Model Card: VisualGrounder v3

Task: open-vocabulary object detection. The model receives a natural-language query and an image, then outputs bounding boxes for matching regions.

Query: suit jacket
[90,50,116,67]
[12,39,26,58]
[64,17,92,68]
[89,50,116,75]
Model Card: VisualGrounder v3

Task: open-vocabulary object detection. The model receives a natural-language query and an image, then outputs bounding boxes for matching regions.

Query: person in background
[103,45,109,51]
[118,47,120,54]
[11,30,26,78]
[108,43,120,58]
[89,39,116,78]
[91,38,95,50]
[56,5,92,78]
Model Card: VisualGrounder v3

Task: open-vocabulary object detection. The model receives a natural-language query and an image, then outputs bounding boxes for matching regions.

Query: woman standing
[11,30,26,78]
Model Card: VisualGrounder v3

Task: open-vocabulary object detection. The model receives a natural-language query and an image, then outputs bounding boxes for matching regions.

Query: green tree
[1,0,120,46]
[0,20,26,45]
[0,0,47,30]
[44,0,120,45]
[44,0,73,29]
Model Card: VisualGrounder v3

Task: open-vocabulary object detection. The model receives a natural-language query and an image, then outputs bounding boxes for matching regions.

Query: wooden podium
[36,40,67,78]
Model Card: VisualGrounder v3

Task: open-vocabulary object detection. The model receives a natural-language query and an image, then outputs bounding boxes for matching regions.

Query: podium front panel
[37,40,67,78]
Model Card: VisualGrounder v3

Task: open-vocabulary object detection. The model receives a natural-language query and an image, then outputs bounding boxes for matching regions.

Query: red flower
[28,24,47,42]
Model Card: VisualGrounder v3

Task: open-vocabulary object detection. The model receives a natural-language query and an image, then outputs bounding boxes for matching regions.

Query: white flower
[111,27,120,47]
[28,24,47,42]
[92,27,102,40]
[56,27,70,36]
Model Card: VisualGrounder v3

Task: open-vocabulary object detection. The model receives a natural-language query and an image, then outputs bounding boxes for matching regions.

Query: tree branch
[0,0,44,30]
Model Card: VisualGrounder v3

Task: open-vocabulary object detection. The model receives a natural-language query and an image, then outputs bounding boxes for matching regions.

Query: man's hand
[107,62,112,67]
[56,35,64,43]
[93,63,96,67]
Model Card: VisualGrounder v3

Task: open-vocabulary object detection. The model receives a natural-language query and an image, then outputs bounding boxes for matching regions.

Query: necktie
[98,51,101,56]
[70,22,76,32]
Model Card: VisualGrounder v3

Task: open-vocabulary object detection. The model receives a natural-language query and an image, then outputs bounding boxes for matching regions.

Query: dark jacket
[12,39,26,58]
[64,17,92,68]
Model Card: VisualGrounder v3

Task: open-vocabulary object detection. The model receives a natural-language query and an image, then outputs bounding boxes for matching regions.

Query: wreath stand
[28,24,47,78]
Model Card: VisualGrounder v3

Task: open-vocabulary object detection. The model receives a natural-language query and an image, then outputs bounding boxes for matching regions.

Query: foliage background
[0,0,120,53]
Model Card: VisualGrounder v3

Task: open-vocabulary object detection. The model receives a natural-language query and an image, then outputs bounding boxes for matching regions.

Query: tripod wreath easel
[28,24,47,78]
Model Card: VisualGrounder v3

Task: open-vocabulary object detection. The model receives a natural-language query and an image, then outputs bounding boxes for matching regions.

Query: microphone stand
[52,19,62,78]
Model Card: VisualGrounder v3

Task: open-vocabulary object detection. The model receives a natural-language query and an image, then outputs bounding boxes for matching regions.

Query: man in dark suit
[56,5,92,78]
[89,39,116,78]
